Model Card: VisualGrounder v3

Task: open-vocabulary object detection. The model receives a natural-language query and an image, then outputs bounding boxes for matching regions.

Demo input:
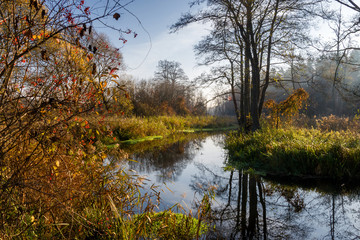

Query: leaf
[109,67,118,75]
[24,29,32,38]
[80,28,85,37]
[41,50,49,60]
[91,63,96,75]
[113,13,120,20]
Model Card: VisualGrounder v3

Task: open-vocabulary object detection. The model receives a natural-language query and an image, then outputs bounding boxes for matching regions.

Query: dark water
[122,133,360,239]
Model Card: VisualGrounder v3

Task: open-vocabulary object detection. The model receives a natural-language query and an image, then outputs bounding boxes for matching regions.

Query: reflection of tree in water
[191,167,312,239]
[127,137,206,182]
[302,191,360,240]
[190,163,360,239]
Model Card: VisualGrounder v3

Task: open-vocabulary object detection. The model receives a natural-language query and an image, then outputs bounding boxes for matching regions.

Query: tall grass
[0,147,212,239]
[225,127,360,180]
[87,115,237,145]
[1,113,218,239]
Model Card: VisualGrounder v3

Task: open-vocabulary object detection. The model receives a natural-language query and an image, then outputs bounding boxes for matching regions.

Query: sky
[104,0,210,81]
[97,0,359,82]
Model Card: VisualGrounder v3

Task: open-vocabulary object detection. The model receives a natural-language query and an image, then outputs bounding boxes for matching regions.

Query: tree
[172,0,321,131]
[130,60,205,116]
[154,60,188,84]
[0,0,137,236]
[334,0,360,12]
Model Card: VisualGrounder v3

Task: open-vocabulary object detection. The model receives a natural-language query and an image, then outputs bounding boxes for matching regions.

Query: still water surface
[123,133,360,239]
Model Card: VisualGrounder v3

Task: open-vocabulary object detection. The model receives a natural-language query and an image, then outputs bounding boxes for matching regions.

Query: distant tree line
[215,50,360,117]
[119,60,207,116]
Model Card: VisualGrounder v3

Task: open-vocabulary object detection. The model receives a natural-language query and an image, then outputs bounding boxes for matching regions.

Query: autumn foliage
[0,0,160,238]
[265,88,309,128]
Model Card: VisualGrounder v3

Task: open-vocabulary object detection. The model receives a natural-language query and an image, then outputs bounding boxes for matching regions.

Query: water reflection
[127,135,209,182]
[193,165,360,239]
[121,133,360,239]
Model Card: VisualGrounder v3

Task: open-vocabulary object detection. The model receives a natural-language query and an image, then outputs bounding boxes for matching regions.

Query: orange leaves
[100,81,107,89]
[265,88,309,128]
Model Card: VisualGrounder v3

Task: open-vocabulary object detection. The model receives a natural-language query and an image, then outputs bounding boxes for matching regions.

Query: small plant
[265,88,309,128]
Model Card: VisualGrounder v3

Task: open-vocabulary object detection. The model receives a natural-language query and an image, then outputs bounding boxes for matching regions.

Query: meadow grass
[225,127,360,180]
[91,115,237,145]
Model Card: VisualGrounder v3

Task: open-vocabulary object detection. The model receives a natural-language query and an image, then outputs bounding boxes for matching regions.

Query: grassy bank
[225,127,360,181]
[1,114,220,239]
[92,115,237,146]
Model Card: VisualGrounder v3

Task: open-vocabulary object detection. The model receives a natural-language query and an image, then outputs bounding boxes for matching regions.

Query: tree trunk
[248,175,258,239]
[241,172,248,239]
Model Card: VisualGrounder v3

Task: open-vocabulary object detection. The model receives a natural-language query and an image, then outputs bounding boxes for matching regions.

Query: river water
[121,133,360,239]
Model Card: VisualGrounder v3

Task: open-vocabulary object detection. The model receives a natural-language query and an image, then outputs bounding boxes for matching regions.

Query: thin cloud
[122,22,210,80]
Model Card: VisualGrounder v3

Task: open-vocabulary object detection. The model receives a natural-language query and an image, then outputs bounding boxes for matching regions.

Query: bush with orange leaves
[265,88,309,129]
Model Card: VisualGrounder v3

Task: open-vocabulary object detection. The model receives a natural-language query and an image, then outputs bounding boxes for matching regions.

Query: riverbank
[1,114,224,239]
[92,115,237,146]
[225,127,360,181]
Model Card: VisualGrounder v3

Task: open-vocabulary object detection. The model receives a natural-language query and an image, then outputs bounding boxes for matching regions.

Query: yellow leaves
[100,81,107,89]
[53,160,60,176]
[32,34,43,40]
[265,88,309,128]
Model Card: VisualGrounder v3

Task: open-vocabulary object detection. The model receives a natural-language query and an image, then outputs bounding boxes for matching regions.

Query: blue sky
[106,0,210,80]
[96,0,358,82]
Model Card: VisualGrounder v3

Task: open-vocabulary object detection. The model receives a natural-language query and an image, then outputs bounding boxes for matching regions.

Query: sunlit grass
[88,115,237,145]
[226,127,360,180]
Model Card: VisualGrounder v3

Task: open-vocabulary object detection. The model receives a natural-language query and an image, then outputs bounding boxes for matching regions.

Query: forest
[0,0,360,239]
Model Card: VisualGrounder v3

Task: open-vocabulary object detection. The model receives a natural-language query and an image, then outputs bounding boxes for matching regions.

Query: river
[120,133,360,239]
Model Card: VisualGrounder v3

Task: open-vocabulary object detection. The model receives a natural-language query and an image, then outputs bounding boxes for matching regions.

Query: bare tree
[172,0,321,131]
[334,0,360,12]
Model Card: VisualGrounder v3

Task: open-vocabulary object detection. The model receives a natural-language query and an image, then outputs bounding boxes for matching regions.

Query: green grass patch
[225,127,360,181]
[92,115,237,145]
[189,126,239,132]
[120,136,163,145]
[131,211,209,239]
